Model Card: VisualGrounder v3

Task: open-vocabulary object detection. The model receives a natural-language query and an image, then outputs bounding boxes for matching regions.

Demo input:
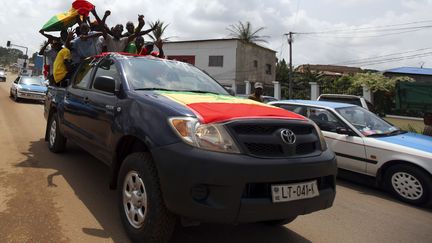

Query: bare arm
[39,30,58,41]
[134,15,145,34]
[39,41,50,55]
[128,25,157,43]
[91,8,113,37]
[65,31,74,50]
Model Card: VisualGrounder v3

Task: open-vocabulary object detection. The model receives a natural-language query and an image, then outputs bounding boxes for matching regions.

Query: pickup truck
[44,53,337,242]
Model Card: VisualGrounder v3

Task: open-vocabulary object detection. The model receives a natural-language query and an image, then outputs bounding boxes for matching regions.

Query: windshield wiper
[367,129,407,137]
[180,90,221,95]
[134,88,175,91]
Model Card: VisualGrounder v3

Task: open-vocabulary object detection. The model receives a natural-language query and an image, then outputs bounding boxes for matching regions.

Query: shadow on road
[336,177,432,213]
[16,139,312,243]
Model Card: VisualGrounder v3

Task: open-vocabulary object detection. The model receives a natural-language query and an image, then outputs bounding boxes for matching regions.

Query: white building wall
[163,40,238,86]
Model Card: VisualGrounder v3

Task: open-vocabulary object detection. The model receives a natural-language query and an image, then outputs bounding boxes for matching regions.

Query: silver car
[0,70,6,82]
[10,76,47,102]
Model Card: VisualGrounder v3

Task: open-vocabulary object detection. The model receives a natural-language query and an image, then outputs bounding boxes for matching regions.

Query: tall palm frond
[148,20,171,42]
[227,21,269,44]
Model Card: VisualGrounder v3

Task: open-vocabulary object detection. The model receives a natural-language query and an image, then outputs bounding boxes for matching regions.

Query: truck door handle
[84,97,90,103]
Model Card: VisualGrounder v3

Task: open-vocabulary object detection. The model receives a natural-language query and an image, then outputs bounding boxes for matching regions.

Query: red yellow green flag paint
[41,0,94,32]
[159,91,306,124]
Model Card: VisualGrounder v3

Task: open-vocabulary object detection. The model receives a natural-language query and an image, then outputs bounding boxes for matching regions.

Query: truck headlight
[169,117,240,154]
[312,123,327,151]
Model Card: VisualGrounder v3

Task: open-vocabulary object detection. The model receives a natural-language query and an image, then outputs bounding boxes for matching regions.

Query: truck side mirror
[336,127,351,136]
[94,76,116,94]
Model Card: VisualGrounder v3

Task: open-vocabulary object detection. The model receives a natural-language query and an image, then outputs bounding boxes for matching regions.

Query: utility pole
[6,41,29,69]
[286,32,294,99]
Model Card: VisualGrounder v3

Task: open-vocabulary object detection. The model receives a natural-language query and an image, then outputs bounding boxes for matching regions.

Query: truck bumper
[152,143,337,224]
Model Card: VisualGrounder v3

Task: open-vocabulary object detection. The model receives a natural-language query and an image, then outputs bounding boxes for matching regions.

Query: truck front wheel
[118,152,176,243]
[47,113,66,153]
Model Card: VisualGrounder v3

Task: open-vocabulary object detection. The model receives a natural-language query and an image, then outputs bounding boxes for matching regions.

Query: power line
[297,28,430,38]
[296,20,432,34]
[336,52,432,66]
[334,47,432,65]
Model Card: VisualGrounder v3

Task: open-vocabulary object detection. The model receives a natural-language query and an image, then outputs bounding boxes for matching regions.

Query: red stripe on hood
[187,103,306,124]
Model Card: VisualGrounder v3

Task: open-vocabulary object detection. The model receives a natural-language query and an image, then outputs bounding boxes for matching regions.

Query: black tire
[118,152,176,243]
[385,164,432,207]
[14,91,20,102]
[47,113,66,153]
[261,216,297,226]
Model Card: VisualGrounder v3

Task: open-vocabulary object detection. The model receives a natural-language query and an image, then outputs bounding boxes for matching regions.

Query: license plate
[271,180,319,203]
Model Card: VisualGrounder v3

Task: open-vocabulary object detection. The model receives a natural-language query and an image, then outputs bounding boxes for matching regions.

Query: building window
[209,56,224,67]
[266,64,272,75]
[254,60,258,68]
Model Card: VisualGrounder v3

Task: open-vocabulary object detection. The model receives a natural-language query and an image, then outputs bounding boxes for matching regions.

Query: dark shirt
[248,94,264,102]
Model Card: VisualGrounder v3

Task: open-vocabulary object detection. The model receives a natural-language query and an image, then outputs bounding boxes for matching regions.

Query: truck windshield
[336,106,401,136]
[123,58,229,95]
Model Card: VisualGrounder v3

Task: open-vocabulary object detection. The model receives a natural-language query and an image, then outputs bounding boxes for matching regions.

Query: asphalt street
[0,73,431,243]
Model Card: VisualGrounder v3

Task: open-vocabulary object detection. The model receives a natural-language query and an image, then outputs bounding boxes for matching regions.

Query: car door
[83,58,120,162]
[63,59,97,145]
[11,77,20,94]
[306,107,368,174]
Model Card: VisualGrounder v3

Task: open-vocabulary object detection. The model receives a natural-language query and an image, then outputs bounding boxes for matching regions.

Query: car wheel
[47,113,66,153]
[118,152,176,243]
[385,164,432,206]
[261,216,297,226]
[14,91,20,102]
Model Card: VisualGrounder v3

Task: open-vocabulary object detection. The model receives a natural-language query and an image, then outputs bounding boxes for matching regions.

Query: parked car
[0,70,6,82]
[236,94,279,103]
[270,100,432,207]
[10,76,47,102]
[318,94,376,112]
[44,53,337,242]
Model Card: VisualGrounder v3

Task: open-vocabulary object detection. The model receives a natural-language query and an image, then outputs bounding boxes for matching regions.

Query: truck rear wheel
[48,113,66,153]
[118,152,176,243]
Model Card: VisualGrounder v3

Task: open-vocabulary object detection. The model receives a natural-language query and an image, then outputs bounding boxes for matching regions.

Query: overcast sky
[1,0,432,70]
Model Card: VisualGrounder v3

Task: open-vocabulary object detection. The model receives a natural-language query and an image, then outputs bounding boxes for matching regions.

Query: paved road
[0,73,431,243]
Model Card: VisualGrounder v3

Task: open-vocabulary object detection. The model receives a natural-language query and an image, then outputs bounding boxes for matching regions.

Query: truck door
[63,59,96,144]
[84,59,120,162]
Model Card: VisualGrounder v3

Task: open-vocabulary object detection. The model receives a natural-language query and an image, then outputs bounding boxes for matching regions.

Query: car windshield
[20,77,43,86]
[336,106,401,136]
[123,58,229,95]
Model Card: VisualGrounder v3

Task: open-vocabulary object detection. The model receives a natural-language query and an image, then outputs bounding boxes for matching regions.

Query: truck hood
[157,91,306,124]
[375,132,432,154]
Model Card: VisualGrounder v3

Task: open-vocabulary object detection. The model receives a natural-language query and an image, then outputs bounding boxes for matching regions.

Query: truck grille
[226,120,321,158]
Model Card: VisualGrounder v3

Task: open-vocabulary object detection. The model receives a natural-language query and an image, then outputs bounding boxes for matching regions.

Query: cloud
[0,0,431,70]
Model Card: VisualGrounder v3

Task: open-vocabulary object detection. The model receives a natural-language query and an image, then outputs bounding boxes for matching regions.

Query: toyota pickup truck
[44,53,337,242]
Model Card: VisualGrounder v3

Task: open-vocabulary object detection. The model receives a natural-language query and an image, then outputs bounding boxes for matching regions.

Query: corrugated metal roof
[384,67,432,76]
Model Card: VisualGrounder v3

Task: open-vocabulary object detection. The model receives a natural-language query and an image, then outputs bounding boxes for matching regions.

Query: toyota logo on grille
[280,129,296,144]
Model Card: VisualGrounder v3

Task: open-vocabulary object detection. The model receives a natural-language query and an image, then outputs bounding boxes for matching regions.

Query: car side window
[73,60,94,89]
[92,59,120,90]
[277,104,307,116]
[306,108,344,133]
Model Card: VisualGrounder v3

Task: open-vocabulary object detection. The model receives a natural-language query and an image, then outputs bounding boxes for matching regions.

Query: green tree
[227,21,269,44]
[350,72,414,114]
[148,20,170,42]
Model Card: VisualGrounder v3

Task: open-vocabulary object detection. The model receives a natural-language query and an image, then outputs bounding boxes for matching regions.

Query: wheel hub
[123,171,147,229]
[49,120,56,146]
[391,172,423,200]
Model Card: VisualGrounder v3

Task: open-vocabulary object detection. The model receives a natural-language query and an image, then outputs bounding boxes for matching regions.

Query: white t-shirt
[44,48,58,75]
[104,35,130,52]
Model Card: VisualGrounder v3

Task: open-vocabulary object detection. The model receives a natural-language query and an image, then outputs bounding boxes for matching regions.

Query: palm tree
[227,21,269,44]
[148,20,171,42]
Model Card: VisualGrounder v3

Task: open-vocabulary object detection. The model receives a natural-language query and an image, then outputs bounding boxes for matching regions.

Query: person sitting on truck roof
[134,37,165,58]
[67,23,103,64]
[249,82,264,102]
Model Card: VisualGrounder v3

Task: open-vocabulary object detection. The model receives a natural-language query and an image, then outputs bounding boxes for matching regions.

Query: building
[163,39,277,91]
[296,64,364,77]
[384,67,432,83]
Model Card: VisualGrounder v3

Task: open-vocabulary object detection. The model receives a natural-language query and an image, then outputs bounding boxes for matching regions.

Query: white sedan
[270,100,432,207]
